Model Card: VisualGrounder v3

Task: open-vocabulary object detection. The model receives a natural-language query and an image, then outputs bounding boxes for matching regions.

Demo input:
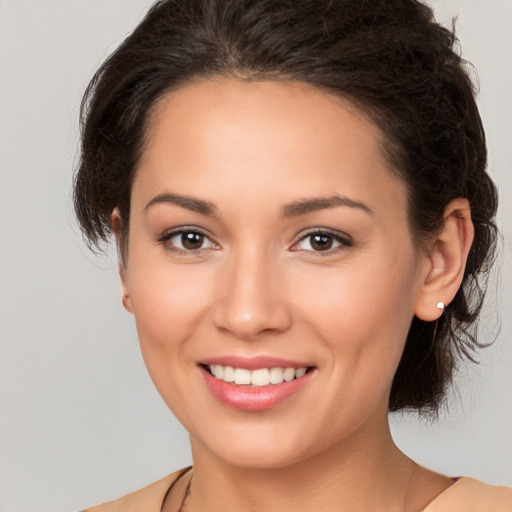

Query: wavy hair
[74,0,498,413]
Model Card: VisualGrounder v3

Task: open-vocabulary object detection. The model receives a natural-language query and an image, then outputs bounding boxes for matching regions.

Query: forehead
[144,78,384,167]
[135,78,407,220]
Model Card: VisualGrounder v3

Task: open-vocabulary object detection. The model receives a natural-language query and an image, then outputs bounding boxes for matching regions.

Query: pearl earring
[436,301,445,310]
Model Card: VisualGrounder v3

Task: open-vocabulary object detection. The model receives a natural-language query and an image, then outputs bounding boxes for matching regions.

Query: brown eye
[181,232,204,250]
[294,230,351,253]
[162,229,217,252]
[310,234,333,251]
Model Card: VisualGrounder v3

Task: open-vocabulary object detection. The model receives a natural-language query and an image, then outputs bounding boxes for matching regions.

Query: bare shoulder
[81,468,191,512]
[424,477,512,512]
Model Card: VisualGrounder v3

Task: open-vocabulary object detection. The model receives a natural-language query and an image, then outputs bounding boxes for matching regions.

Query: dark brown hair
[74,0,498,413]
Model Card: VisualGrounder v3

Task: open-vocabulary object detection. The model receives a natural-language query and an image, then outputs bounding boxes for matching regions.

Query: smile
[200,359,316,411]
[208,365,308,386]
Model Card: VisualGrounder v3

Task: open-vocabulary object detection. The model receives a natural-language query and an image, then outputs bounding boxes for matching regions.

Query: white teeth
[208,365,309,386]
[251,368,270,387]
[295,367,307,378]
[283,368,295,382]
[234,368,251,385]
[223,366,235,382]
[269,367,284,384]
[213,365,224,379]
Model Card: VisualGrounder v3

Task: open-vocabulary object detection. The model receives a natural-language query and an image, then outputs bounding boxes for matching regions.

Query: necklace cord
[177,469,193,511]
[159,466,193,512]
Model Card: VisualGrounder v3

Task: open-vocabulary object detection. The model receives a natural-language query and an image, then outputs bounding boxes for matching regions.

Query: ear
[414,198,474,321]
[111,208,133,313]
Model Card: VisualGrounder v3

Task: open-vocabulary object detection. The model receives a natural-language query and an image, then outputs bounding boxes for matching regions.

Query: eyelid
[157,226,220,253]
[290,228,353,253]
[156,225,352,255]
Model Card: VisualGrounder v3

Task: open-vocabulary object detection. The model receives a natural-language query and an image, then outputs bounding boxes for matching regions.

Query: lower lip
[200,366,315,412]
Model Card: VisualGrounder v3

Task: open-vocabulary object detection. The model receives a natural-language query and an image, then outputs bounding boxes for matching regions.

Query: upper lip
[199,355,314,370]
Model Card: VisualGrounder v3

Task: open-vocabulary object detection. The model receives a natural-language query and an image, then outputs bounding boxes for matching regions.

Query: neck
[184,419,433,512]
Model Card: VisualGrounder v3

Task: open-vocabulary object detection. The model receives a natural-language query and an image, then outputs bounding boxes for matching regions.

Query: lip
[199,355,312,370]
[199,362,316,412]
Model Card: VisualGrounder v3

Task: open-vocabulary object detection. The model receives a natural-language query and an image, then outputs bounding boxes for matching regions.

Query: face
[120,78,428,469]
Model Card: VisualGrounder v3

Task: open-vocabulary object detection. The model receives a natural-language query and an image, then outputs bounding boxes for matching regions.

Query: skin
[114,78,474,511]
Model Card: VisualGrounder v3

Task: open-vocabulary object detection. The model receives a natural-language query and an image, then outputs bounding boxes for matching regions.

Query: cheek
[126,258,217,422]
[126,254,213,357]
[292,253,416,377]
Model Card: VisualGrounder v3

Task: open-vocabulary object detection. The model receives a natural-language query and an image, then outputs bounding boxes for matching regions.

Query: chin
[214,444,307,470]
[190,420,331,471]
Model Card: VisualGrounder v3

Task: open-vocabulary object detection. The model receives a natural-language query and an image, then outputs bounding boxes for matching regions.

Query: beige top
[82,469,512,512]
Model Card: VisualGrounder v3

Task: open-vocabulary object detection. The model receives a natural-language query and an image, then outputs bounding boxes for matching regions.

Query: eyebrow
[144,192,372,218]
[280,195,373,218]
[144,193,218,216]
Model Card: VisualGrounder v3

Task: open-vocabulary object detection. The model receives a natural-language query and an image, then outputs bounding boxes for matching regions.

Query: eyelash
[158,227,219,255]
[291,229,353,255]
[157,227,353,255]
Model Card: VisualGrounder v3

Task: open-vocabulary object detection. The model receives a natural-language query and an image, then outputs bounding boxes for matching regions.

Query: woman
[74,0,511,510]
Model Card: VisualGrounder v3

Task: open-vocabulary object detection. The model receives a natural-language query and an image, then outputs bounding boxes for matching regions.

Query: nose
[212,248,292,341]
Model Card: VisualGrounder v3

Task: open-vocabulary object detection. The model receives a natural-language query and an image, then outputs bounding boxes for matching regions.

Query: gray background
[0,1,510,511]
